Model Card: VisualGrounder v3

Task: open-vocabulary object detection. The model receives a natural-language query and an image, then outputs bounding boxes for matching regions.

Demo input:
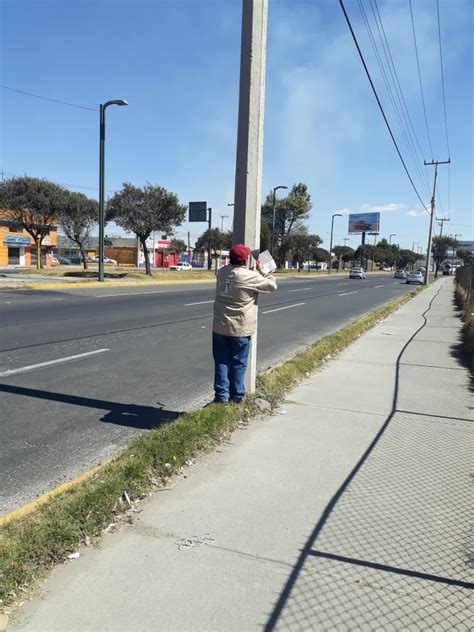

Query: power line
[339,0,429,212]
[0,85,98,112]
[408,0,434,160]
[436,0,451,158]
[1,169,116,194]
[371,0,431,195]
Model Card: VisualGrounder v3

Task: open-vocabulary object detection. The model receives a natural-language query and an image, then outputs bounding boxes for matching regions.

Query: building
[0,212,57,267]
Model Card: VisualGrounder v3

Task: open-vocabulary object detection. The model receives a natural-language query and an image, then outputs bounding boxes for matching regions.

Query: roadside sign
[189,201,207,222]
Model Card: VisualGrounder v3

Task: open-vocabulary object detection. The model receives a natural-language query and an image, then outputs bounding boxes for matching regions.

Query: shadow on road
[0,383,181,429]
[264,284,473,631]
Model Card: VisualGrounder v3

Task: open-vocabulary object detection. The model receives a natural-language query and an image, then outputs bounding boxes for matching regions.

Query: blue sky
[1,0,472,250]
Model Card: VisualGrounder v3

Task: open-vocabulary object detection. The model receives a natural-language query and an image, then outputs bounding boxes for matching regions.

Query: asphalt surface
[0,273,417,514]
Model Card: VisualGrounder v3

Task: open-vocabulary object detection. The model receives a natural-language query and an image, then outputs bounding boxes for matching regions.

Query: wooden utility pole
[233,0,268,392]
[424,159,451,285]
[437,217,450,238]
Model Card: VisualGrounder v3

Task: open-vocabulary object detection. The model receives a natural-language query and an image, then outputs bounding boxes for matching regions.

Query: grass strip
[0,287,421,605]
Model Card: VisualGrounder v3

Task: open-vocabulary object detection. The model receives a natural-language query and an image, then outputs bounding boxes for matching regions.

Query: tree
[0,176,66,269]
[106,182,186,275]
[59,191,98,269]
[261,183,312,266]
[456,249,472,266]
[170,238,187,253]
[374,239,399,268]
[282,231,322,271]
[260,217,271,252]
[332,245,354,269]
[312,247,330,264]
[397,249,417,269]
[195,228,232,255]
[354,244,376,267]
[432,236,458,277]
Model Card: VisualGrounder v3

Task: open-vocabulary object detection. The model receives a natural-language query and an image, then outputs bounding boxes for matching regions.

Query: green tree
[0,176,66,269]
[170,238,187,253]
[59,191,98,269]
[354,244,376,267]
[312,247,330,265]
[332,245,354,269]
[282,231,322,271]
[432,236,459,277]
[456,249,472,266]
[106,182,186,275]
[261,183,312,266]
[260,217,272,252]
[195,228,233,255]
[397,249,417,269]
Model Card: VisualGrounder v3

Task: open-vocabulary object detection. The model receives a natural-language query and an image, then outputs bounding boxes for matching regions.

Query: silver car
[406,271,424,285]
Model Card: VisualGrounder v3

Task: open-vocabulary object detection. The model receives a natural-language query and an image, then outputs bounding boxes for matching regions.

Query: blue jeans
[212,333,251,402]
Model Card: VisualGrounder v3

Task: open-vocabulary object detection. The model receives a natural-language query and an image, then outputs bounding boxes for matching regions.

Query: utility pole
[233,0,268,393]
[187,231,191,263]
[424,159,450,285]
[218,214,229,231]
[451,233,461,267]
[437,217,450,237]
[343,238,350,246]
[207,207,212,270]
[328,213,342,274]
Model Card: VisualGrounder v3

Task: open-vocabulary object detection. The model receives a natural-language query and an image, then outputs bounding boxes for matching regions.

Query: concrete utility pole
[328,213,342,274]
[233,0,268,393]
[424,159,450,285]
[437,217,450,237]
[451,233,461,267]
[218,214,229,231]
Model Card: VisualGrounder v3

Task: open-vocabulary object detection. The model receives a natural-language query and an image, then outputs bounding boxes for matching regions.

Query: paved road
[0,273,415,514]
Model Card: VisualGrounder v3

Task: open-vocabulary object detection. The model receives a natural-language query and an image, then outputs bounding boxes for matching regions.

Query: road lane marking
[288,287,311,292]
[185,300,214,306]
[0,349,109,378]
[337,282,350,286]
[262,302,305,315]
[374,285,385,288]
[96,291,167,298]
[392,281,400,284]
[339,291,358,296]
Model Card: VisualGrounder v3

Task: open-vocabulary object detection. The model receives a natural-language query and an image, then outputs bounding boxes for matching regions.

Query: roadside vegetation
[0,287,422,608]
[455,266,474,370]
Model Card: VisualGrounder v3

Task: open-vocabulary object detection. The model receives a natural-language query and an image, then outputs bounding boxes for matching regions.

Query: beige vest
[213,264,277,337]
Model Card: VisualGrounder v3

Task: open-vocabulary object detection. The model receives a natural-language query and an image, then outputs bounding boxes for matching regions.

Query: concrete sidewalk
[13,279,473,631]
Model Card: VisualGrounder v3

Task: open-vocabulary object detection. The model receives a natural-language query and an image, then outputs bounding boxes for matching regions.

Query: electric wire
[436,0,451,158]
[408,0,434,160]
[1,169,116,194]
[0,85,98,112]
[370,0,432,197]
[341,0,429,212]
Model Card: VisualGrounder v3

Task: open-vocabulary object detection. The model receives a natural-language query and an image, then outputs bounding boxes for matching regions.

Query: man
[212,243,277,403]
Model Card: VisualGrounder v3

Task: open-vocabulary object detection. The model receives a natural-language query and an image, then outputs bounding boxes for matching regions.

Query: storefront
[2,235,31,266]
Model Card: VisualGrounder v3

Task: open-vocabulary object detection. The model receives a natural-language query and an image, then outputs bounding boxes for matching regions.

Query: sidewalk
[12,279,472,631]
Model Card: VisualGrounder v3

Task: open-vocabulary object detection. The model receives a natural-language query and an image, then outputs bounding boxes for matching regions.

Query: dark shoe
[230,397,244,404]
[213,398,229,404]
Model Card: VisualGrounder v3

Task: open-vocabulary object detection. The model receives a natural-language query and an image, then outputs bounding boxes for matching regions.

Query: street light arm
[104,99,128,109]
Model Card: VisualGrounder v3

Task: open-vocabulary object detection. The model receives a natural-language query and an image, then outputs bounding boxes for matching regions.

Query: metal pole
[328,216,335,274]
[207,207,212,270]
[424,159,450,285]
[98,104,105,282]
[233,0,268,393]
[271,187,276,257]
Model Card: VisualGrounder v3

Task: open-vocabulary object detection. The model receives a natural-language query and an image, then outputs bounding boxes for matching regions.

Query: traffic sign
[189,201,207,222]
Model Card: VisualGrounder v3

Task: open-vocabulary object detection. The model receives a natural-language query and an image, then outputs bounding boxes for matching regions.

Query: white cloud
[360,203,408,213]
[406,209,427,217]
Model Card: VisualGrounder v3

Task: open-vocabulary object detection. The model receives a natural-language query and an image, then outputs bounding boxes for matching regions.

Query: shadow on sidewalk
[265,285,473,631]
[0,383,180,429]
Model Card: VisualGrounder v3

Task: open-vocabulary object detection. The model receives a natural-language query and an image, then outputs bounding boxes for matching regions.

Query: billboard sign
[348,212,380,234]
[189,201,208,222]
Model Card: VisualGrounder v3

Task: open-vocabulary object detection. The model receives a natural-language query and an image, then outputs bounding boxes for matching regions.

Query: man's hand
[256,259,265,275]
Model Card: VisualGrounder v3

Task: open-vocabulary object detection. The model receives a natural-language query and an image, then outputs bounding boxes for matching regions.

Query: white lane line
[262,302,305,315]
[288,287,311,292]
[339,291,358,296]
[337,282,350,286]
[96,291,167,298]
[184,300,214,306]
[374,285,385,289]
[393,281,400,284]
[0,349,109,378]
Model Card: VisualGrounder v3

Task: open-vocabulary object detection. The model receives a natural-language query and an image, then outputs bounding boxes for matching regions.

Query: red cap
[229,244,251,265]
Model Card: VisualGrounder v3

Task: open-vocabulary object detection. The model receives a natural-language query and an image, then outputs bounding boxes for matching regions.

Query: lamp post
[98,99,128,282]
[328,213,342,274]
[389,233,396,244]
[271,185,287,257]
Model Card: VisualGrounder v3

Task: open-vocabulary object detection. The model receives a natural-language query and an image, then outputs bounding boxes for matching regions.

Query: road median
[0,286,423,608]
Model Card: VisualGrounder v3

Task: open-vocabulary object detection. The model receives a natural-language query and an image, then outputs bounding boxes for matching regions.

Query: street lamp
[389,233,396,244]
[98,99,128,282]
[271,185,287,257]
[328,213,342,274]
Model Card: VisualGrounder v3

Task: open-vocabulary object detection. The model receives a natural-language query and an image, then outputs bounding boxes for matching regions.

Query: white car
[90,256,117,265]
[171,262,193,271]
[350,267,366,279]
[406,270,424,285]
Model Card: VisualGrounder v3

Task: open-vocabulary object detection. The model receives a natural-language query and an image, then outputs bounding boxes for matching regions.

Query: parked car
[69,256,83,265]
[416,267,426,274]
[350,267,366,279]
[406,270,424,285]
[442,266,453,276]
[55,256,71,265]
[394,269,406,279]
[170,262,193,271]
[90,255,117,265]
